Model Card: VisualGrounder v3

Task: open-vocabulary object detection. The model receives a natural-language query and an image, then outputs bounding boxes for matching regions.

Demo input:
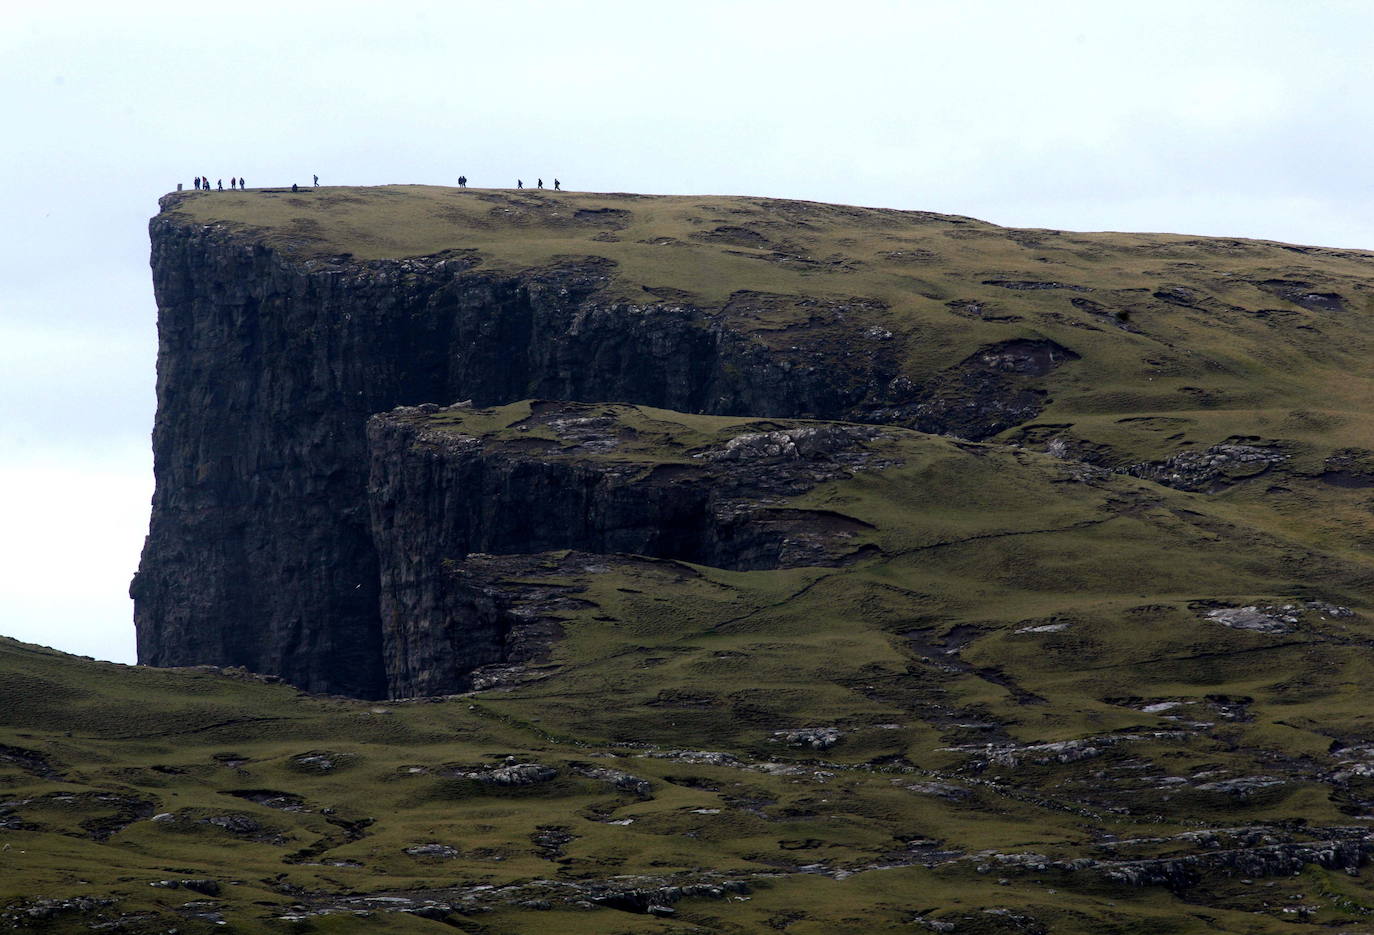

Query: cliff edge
[132,186,1374,697]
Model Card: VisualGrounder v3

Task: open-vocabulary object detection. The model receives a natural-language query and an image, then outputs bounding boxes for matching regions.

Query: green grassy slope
[8,396,1374,931]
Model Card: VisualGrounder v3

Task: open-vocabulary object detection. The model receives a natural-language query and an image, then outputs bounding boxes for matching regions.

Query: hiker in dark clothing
[194,176,200,189]
[230,177,236,189]
[537,178,543,189]
[458,175,467,187]
[517,179,523,189]
[217,179,223,190]
[554,178,561,191]
[292,183,298,192]
[313,174,319,187]
[239,177,246,189]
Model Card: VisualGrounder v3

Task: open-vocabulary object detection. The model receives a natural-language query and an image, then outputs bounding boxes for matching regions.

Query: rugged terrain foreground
[5,186,1374,932]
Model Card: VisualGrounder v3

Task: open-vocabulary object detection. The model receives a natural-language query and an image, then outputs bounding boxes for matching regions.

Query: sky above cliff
[3,0,1372,664]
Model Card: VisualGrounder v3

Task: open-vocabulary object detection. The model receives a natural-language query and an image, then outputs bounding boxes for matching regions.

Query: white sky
[2,0,1372,663]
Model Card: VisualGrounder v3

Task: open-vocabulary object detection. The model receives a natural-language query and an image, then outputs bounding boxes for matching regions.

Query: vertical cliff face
[131,194,1078,697]
[364,404,885,696]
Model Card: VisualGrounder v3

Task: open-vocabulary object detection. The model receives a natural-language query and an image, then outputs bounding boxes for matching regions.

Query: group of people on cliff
[192,174,324,192]
[459,176,561,191]
[194,176,245,190]
[190,173,568,193]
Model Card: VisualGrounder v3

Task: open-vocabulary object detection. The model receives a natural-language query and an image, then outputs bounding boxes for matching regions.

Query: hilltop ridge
[158,184,1374,460]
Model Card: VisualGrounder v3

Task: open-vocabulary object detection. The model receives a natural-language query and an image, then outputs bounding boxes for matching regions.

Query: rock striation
[367,401,886,696]
[131,197,1074,697]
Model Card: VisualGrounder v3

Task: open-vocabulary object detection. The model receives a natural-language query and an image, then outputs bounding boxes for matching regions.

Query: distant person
[517,179,523,189]
[217,179,223,190]
[458,175,466,187]
[292,183,298,192]
[239,177,246,189]
[194,176,200,190]
[230,176,236,189]
[537,178,543,189]
[554,178,561,191]
[313,174,319,187]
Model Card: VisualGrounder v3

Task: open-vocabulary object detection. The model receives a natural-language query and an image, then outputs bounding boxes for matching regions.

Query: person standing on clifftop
[554,178,561,191]
[230,176,236,189]
[458,175,467,187]
[313,174,319,187]
[217,179,223,190]
[537,178,544,189]
[517,179,523,189]
[194,176,200,189]
[239,177,246,189]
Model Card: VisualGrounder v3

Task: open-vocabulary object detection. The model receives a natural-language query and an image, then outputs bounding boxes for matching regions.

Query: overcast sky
[3,0,1372,664]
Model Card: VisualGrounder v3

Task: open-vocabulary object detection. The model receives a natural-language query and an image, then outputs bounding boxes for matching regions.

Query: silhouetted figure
[217,179,223,190]
[554,178,561,191]
[239,177,246,189]
[517,179,523,189]
[230,177,237,189]
[458,175,467,187]
[537,178,543,189]
[194,177,201,190]
[292,183,298,192]
[313,174,319,187]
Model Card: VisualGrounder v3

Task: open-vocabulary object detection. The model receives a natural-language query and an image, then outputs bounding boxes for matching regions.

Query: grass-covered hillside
[9,393,1374,931]
[12,188,1368,930]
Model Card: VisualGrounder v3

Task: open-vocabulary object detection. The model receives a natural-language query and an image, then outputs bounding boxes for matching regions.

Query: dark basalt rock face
[367,403,886,696]
[132,212,1075,697]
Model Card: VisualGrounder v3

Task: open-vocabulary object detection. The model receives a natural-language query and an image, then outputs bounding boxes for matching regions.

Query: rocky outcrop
[132,199,1076,697]
[367,402,887,696]
[1126,440,1287,492]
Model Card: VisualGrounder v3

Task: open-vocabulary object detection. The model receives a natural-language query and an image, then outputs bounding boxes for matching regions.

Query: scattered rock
[203,813,263,835]
[571,764,653,798]
[530,825,576,860]
[1205,605,1298,634]
[1198,600,1351,634]
[1128,442,1287,492]
[288,751,355,773]
[706,425,880,462]
[771,727,843,750]
[1192,776,1285,794]
[902,781,973,801]
[453,763,559,786]
[405,843,461,859]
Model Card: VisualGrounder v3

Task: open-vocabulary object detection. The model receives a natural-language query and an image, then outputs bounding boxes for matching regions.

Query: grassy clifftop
[160,185,1374,467]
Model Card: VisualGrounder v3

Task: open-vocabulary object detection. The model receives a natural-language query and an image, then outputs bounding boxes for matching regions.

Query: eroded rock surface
[132,204,1079,697]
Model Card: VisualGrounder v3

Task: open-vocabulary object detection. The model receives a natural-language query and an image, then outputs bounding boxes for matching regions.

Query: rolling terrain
[6,186,1374,931]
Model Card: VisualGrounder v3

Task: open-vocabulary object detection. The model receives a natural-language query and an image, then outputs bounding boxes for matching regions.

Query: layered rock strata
[132,202,1072,696]
[367,401,887,696]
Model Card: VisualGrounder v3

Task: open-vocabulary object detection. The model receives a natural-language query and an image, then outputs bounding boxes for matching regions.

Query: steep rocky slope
[132,185,1374,698]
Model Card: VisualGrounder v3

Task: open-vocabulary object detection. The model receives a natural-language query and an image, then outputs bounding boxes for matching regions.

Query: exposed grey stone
[771,727,843,750]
